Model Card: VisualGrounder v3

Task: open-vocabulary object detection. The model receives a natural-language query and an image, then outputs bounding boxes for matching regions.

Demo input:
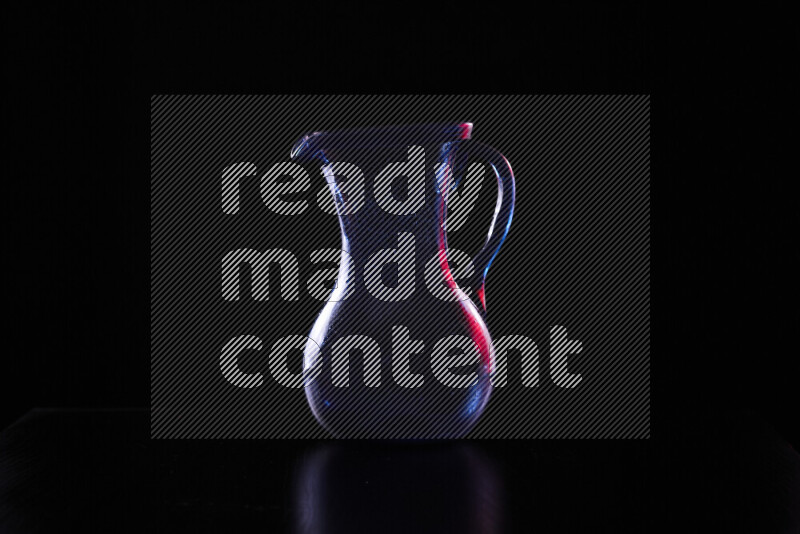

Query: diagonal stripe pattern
[151,95,650,439]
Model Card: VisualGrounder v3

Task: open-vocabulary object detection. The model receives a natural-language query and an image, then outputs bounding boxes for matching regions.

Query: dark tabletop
[0,409,797,533]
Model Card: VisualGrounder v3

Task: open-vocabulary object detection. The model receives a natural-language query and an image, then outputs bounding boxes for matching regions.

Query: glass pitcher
[291,122,515,438]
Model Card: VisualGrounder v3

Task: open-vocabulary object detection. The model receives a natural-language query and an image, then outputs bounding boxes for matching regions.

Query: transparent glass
[291,123,515,438]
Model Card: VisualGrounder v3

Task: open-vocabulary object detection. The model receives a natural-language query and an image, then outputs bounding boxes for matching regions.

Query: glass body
[291,123,515,438]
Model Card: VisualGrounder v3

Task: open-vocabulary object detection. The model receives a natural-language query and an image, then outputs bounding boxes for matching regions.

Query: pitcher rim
[290,122,473,160]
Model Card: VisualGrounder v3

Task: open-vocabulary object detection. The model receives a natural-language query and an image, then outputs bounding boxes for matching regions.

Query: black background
[2,2,798,529]
[4,4,657,429]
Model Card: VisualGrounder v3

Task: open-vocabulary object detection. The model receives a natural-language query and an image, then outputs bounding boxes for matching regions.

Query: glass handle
[453,141,516,315]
